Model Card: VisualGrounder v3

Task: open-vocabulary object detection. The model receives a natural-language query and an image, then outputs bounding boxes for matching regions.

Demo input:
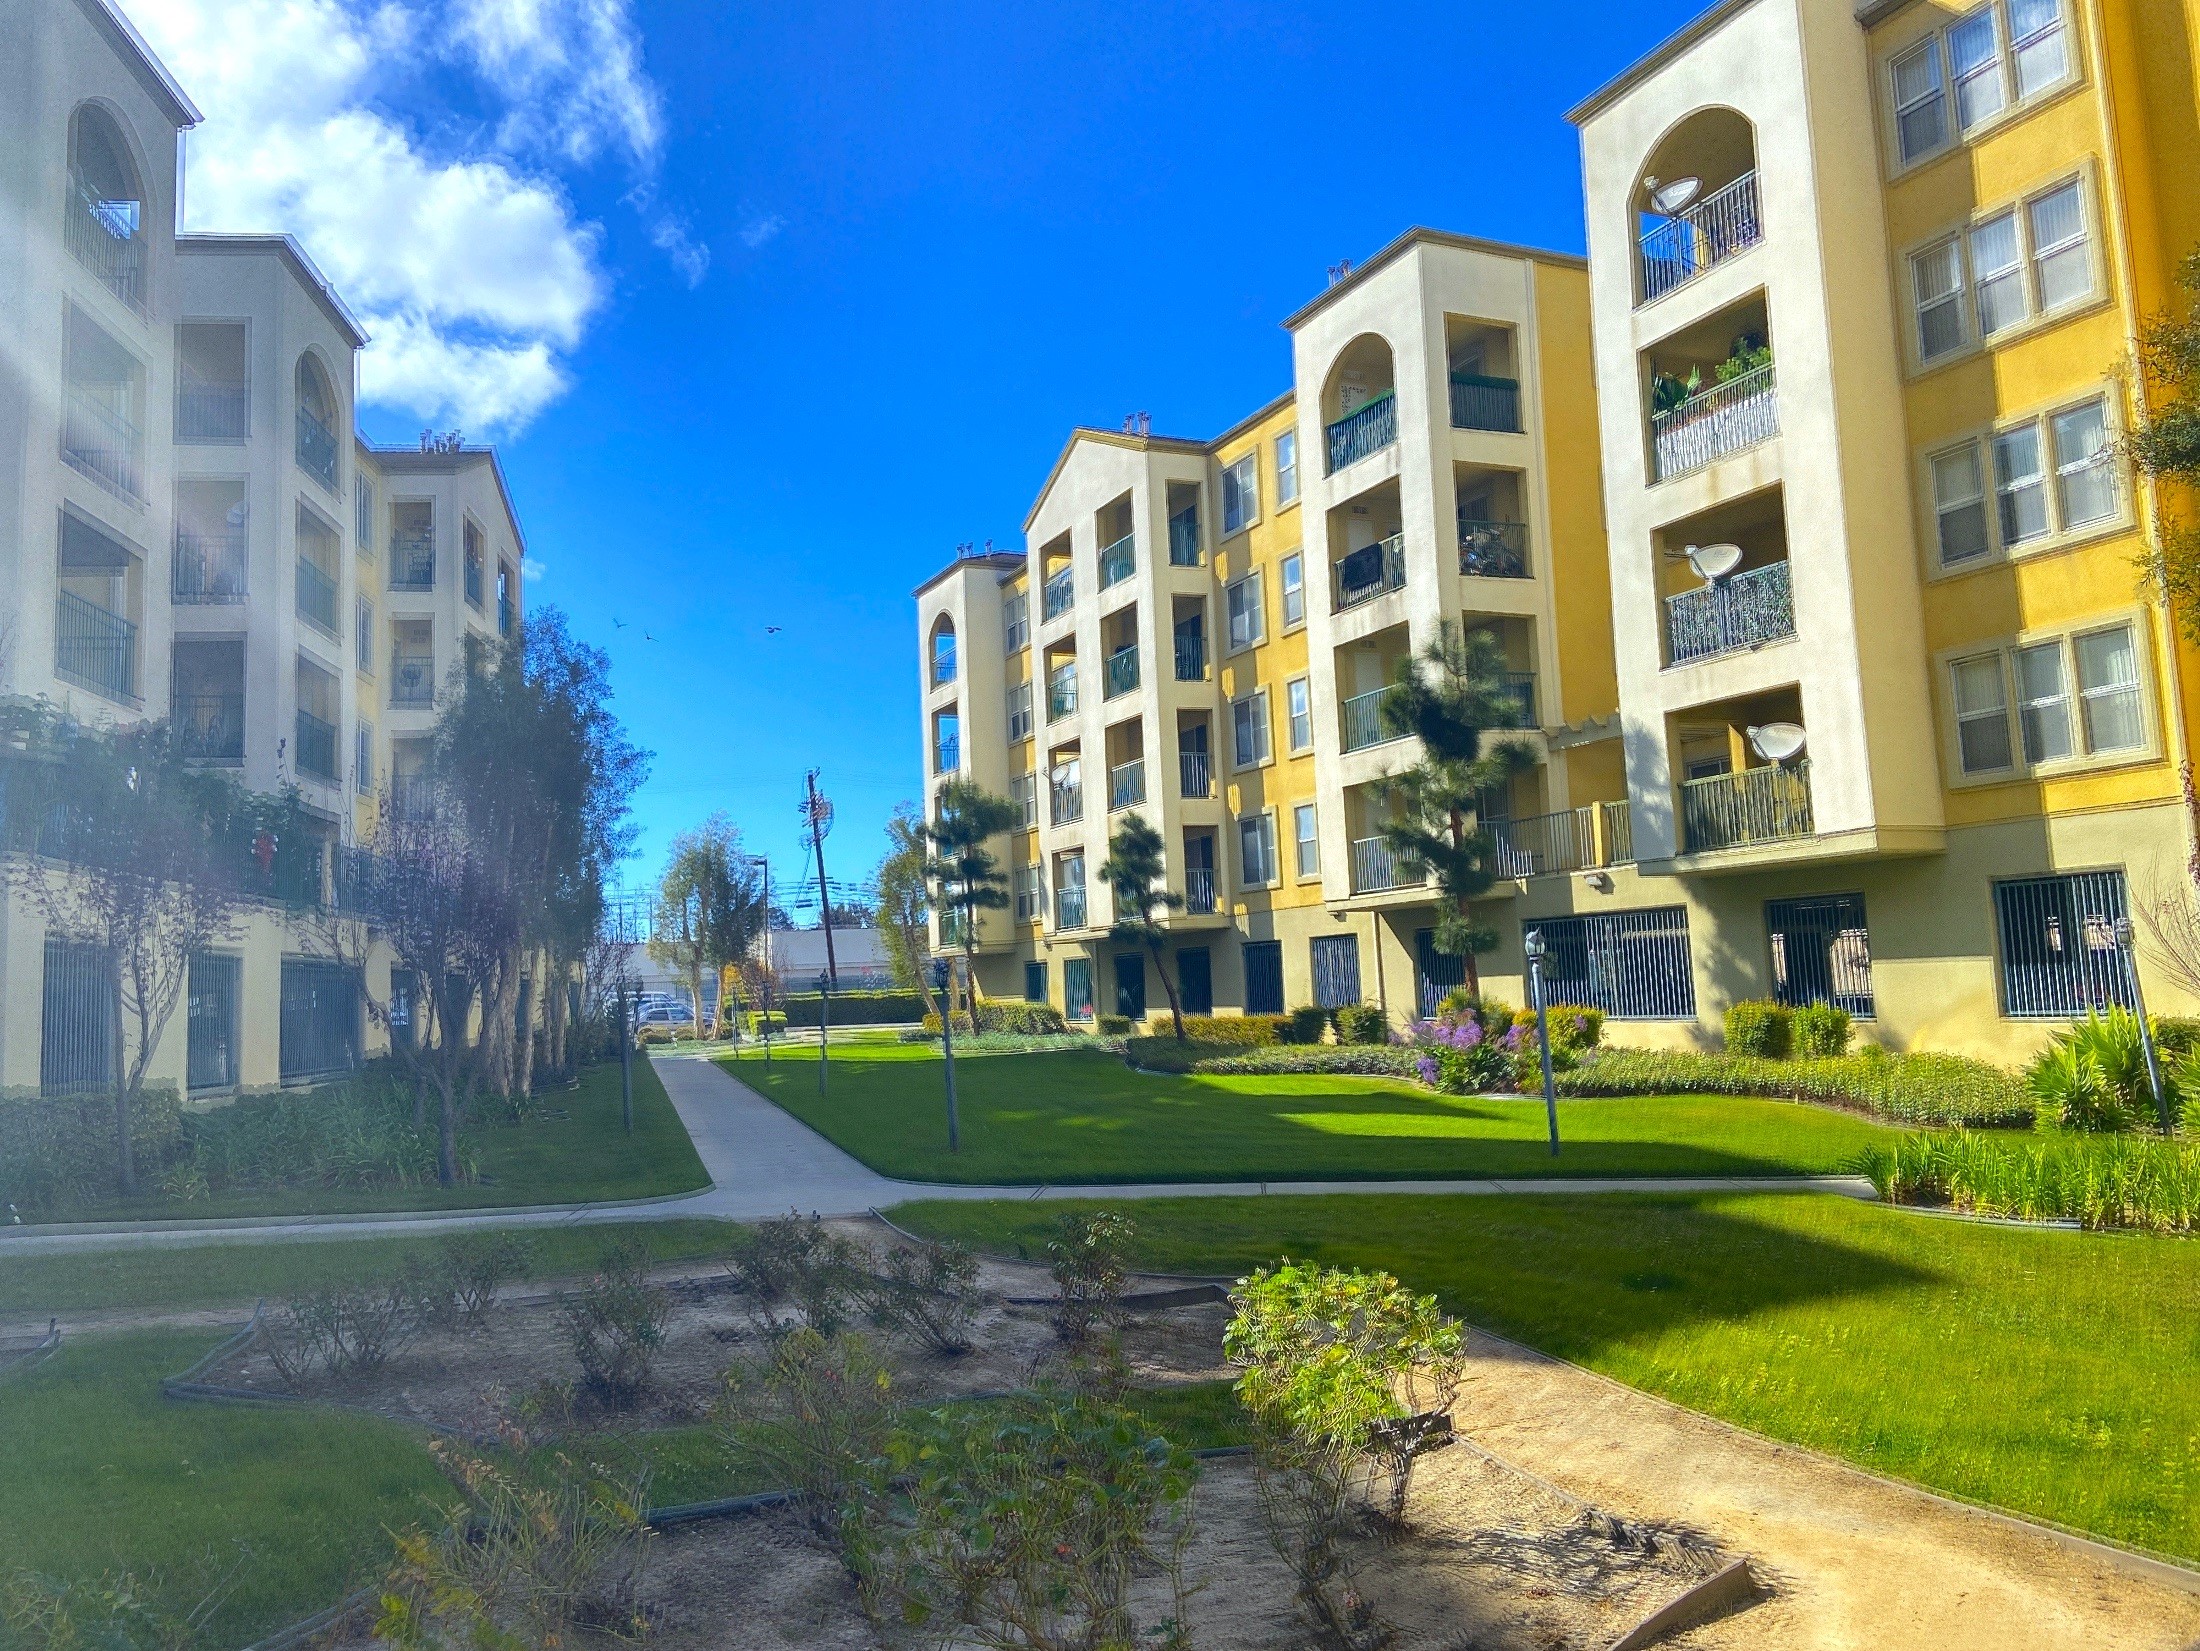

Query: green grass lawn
[720,1044,1905,1183]
[892,1192,2200,1563]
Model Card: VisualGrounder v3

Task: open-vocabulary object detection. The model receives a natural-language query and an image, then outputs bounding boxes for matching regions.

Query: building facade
[917,0,2200,1059]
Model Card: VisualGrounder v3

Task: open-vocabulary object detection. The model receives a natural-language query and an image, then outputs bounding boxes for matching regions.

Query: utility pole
[802,772,837,1093]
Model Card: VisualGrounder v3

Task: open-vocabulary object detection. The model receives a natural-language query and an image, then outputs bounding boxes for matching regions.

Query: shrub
[2026,1011,2171,1133]
[1179,1013,1289,1046]
[1095,1014,1134,1036]
[729,1211,872,1337]
[634,1024,676,1047]
[559,1241,672,1401]
[1197,1046,1423,1079]
[1558,1047,2030,1127]
[1409,1012,1515,1095]
[1724,999,1793,1058]
[717,1326,896,1546]
[1047,1210,1136,1348]
[427,1232,534,1329]
[865,1238,980,1356]
[1282,1006,1331,1045]
[919,1011,975,1036]
[746,1010,788,1036]
[1333,1004,1390,1046]
[1861,1129,2200,1232]
[263,1276,420,1381]
[1508,1003,1604,1055]
[976,1000,1068,1035]
[781,990,926,1028]
[1791,1002,1852,1058]
[0,1088,185,1216]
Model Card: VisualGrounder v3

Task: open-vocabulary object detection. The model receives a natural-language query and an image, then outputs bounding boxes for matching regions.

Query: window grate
[1992,869,2132,1019]
[1525,907,1696,1020]
[1766,894,1874,1019]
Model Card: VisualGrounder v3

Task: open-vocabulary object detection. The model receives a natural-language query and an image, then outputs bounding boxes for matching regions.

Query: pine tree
[923,779,1022,1016]
[2130,248,2200,644]
[1100,811,1186,1040]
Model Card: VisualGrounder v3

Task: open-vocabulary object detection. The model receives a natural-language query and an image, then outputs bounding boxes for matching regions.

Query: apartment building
[917,0,2200,1057]
[0,0,524,1093]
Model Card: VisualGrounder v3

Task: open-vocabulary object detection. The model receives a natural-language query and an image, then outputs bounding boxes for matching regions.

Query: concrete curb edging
[1607,1556,1756,1650]
[0,1318,62,1381]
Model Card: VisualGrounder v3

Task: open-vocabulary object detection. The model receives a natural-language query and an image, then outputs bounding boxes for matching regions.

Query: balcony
[1351,836,1408,894]
[1333,534,1406,613]
[1340,687,1401,754]
[1179,749,1211,798]
[390,651,435,707]
[1048,665,1078,722]
[1666,560,1795,667]
[1051,778,1084,826]
[1651,361,1778,482]
[55,592,135,701]
[1495,672,1536,728]
[464,558,484,608]
[1055,883,1088,930]
[1169,506,1201,567]
[1104,644,1139,699]
[1449,374,1521,434]
[1639,172,1763,306]
[1174,632,1206,681]
[1043,565,1074,622]
[1099,532,1136,590]
[1109,758,1145,811]
[296,558,339,637]
[1681,761,1812,854]
[295,407,339,490]
[934,733,960,774]
[390,773,434,821]
[1185,865,1217,914]
[1326,393,1397,473]
[174,531,247,603]
[295,709,339,783]
[63,389,141,499]
[177,692,244,762]
[67,182,145,309]
[177,384,249,442]
[1458,521,1531,580]
[390,535,435,590]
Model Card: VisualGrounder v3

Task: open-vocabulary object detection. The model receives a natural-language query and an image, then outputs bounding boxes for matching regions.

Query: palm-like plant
[923,779,1022,1014]
[1099,812,1186,1040]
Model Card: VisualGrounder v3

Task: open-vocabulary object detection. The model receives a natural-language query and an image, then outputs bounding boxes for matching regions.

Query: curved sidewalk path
[0,1053,1876,1256]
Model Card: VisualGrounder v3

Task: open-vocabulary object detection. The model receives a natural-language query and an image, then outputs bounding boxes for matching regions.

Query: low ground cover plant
[1863,1129,2200,1231]
[1559,1046,2030,1127]
[717,1326,897,1546]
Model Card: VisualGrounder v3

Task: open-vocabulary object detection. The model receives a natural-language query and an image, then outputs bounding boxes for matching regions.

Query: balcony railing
[174,531,248,603]
[1043,565,1074,621]
[1449,374,1521,433]
[1179,749,1211,798]
[1098,532,1135,590]
[295,709,339,782]
[1104,644,1139,699]
[296,557,339,636]
[55,592,135,701]
[1169,506,1201,566]
[1666,560,1795,667]
[1333,533,1406,613]
[1051,779,1084,826]
[66,181,144,308]
[1351,836,1407,894]
[390,534,435,590]
[177,384,249,441]
[63,388,142,498]
[296,408,339,490]
[1326,392,1397,473]
[1491,801,1640,878]
[1174,631,1205,681]
[464,557,484,608]
[1639,171,1763,305]
[1681,760,1813,854]
[1651,361,1778,481]
[176,692,244,762]
[390,773,434,821]
[1185,865,1217,914]
[1055,883,1088,930]
[1458,521,1531,580]
[1495,671,1536,729]
[498,593,514,637]
[1341,687,1401,753]
[1109,758,1145,811]
[1048,666,1078,722]
[1601,799,1636,865]
[390,651,435,706]
[935,734,960,774]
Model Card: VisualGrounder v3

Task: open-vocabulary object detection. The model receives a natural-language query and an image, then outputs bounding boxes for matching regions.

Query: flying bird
[766,625,782,635]
[644,631,656,642]
[612,617,627,629]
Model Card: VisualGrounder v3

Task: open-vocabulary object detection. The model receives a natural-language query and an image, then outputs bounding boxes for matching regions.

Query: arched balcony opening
[294,353,340,489]
[66,104,146,309]
[1634,107,1761,306]
[1321,335,1397,474]
[930,616,958,687]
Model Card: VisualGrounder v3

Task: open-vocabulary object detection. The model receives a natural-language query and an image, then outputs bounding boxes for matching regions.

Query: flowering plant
[1410,1011,1512,1095]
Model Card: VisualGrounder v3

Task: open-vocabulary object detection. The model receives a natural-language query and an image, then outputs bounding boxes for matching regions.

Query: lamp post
[931,955,960,1153]
[1524,928,1560,1157]
[2115,917,2173,1134]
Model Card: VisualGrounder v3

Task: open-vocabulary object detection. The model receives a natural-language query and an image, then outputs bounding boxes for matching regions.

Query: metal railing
[1651,361,1778,481]
[1174,632,1205,681]
[1491,808,1595,878]
[42,938,118,1095]
[1993,870,2135,1019]
[1351,836,1407,894]
[1458,521,1531,580]
[1529,907,1697,1020]
[1681,760,1812,854]
[1326,392,1397,473]
[177,384,249,441]
[1104,644,1139,699]
[1495,671,1536,728]
[390,773,434,820]
[1055,882,1088,930]
[1109,758,1145,810]
[296,408,339,489]
[279,959,361,1081]
[66,181,143,308]
[1639,171,1763,305]
[1048,665,1078,722]
[1179,749,1211,798]
[934,733,960,774]
[1051,778,1083,826]
[1340,687,1400,753]
[63,388,142,498]
[295,709,340,782]
[176,692,244,761]
[1333,533,1406,612]
[390,534,435,589]
[1098,531,1135,589]
[464,556,484,607]
[1600,799,1636,864]
[1043,565,1074,621]
[390,651,435,706]
[174,531,248,602]
[1169,507,1201,566]
[296,557,339,635]
[1185,865,1217,913]
[1666,560,1795,666]
[55,592,135,700]
[1450,374,1521,433]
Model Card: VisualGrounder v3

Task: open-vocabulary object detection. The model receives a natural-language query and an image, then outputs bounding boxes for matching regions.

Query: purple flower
[1414,1054,1440,1087]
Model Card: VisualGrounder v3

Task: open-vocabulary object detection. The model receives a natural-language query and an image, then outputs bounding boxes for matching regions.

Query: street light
[930,955,961,1153]
[2115,917,2173,1133]
[1523,928,1560,1157]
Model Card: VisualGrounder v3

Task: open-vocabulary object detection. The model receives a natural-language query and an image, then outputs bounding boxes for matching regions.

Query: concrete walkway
[0,1052,1877,1256]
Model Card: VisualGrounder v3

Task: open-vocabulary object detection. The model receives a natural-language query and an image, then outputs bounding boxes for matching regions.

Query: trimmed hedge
[1557,1047,2030,1128]
[0,1088,184,1214]
[1284,1006,1331,1045]
[1178,1014,1289,1046]
[1724,999,1792,1058]
[1333,1004,1390,1046]
[1793,1003,1852,1058]
[779,990,926,1028]
[1096,1014,1135,1036]
[1198,1045,1421,1079]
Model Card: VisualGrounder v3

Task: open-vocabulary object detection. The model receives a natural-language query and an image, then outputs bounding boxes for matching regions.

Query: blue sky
[143,0,1714,911]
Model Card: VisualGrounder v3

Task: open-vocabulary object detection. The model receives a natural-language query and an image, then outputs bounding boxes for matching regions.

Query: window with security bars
[1414,929,1468,1018]
[1243,939,1284,1015]
[1023,960,1048,1003]
[280,958,362,1080]
[1063,957,1094,1021]
[1310,935,1362,1010]
[1524,907,1696,1020]
[1766,894,1874,1018]
[1993,869,2133,1018]
[41,938,117,1096]
[186,951,241,1091]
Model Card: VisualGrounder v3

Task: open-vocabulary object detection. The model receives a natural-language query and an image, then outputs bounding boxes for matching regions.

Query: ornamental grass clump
[1861,1129,2200,1232]
[2024,1010,2184,1133]
[1559,1046,2030,1127]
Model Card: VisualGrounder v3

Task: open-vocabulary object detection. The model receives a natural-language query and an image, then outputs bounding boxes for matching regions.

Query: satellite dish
[1748,722,1808,763]
[1685,542,1744,583]
[1650,176,1703,214]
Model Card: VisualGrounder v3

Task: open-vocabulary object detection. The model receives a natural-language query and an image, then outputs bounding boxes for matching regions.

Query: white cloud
[522,555,548,581]
[739,213,784,250]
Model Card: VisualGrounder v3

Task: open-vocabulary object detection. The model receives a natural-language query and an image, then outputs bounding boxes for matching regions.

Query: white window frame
[1232,688,1271,769]
[1006,679,1034,742]
[1237,810,1278,889]
[1942,616,2155,784]
[1885,0,2078,174]
[1222,452,1260,536]
[1275,431,1299,506]
[2072,622,2146,756]
[1003,589,1029,654]
[1279,551,1305,629]
[1904,174,2097,375]
[1292,803,1319,879]
[1225,570,1264,653]
[1286,675,1312,753]
[1925,391,2123,574]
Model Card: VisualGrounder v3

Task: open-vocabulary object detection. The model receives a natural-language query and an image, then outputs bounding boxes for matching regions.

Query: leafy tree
[649,814,766,1036]
[1375,625,1537,995]
[922,779,1021,1011]
[2129,248,2200,643]
[1099,812,1186,1040]
[875,804,942,1022]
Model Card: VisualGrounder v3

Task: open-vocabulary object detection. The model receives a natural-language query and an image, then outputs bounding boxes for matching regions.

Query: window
[1912,240,1966,362]
[1293,803,1319,878]
[1969,212,2024,336]
[1909,178,2094,366]
[1930,396,2119,568]
[1013,863,1043,921]
[2007,0,2068,96]
[1010,770,1038,826]
[1114,954,1146,1019]
[2074,625,2145,752]
[1226,572,1263,651]
[2028,181,2089,311]
[933,709,960,774]
[1024,960,1048,1003]
[1994,869,2131,1018]
[1892,38,1948,161]
[1275,432,1299,505]
[1890,3,2074,169]
[356,599,374,674]
[1232,690,1270,768]
[354,476,374,547]
[355,720,375,793]
[1993,425,2048,545]
[2052,401,2114,527]
[1310,935,1361,1010]
[1766,894,1875,1019]
[279,959,361,1081]
[1950,8,2005,129]
[2013,641,2072,763]
[42,939,117,1095]
[185,952,240,1092]
[1179,947,1213,1015]
[1003,590,1029,653]
[1951,653,2015,773]
[1244,939,1284,1014]
[1932,445,1990,565]
[1222,453,1259,535]
[1524,908,1697,1020]
[1286,677,1312,752]
[932,625,957,686]
[1238,812,1278,886]
[1064,956,1094,1021]
[1006,680,1033,742]
[1280,552,1305,628]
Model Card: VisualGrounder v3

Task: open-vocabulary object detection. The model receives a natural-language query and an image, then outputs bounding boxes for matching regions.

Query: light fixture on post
[1747,722,1808,765]
[2113,917,2172,1133]
[1523,929,1560,1158]
[1684,542,1744,585]
[929,955,961,1153]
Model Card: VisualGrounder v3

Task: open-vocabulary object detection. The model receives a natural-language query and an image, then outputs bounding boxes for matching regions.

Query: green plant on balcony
[1713,330,1772,384]
[1649,364,1701,415]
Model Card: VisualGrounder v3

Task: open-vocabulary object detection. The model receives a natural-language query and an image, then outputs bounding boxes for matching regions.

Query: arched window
[931,617,958,686]
[66,105,145,308]
[1633,107,1761,305]
[294,354,340,489]
[1320,334,1397,474]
